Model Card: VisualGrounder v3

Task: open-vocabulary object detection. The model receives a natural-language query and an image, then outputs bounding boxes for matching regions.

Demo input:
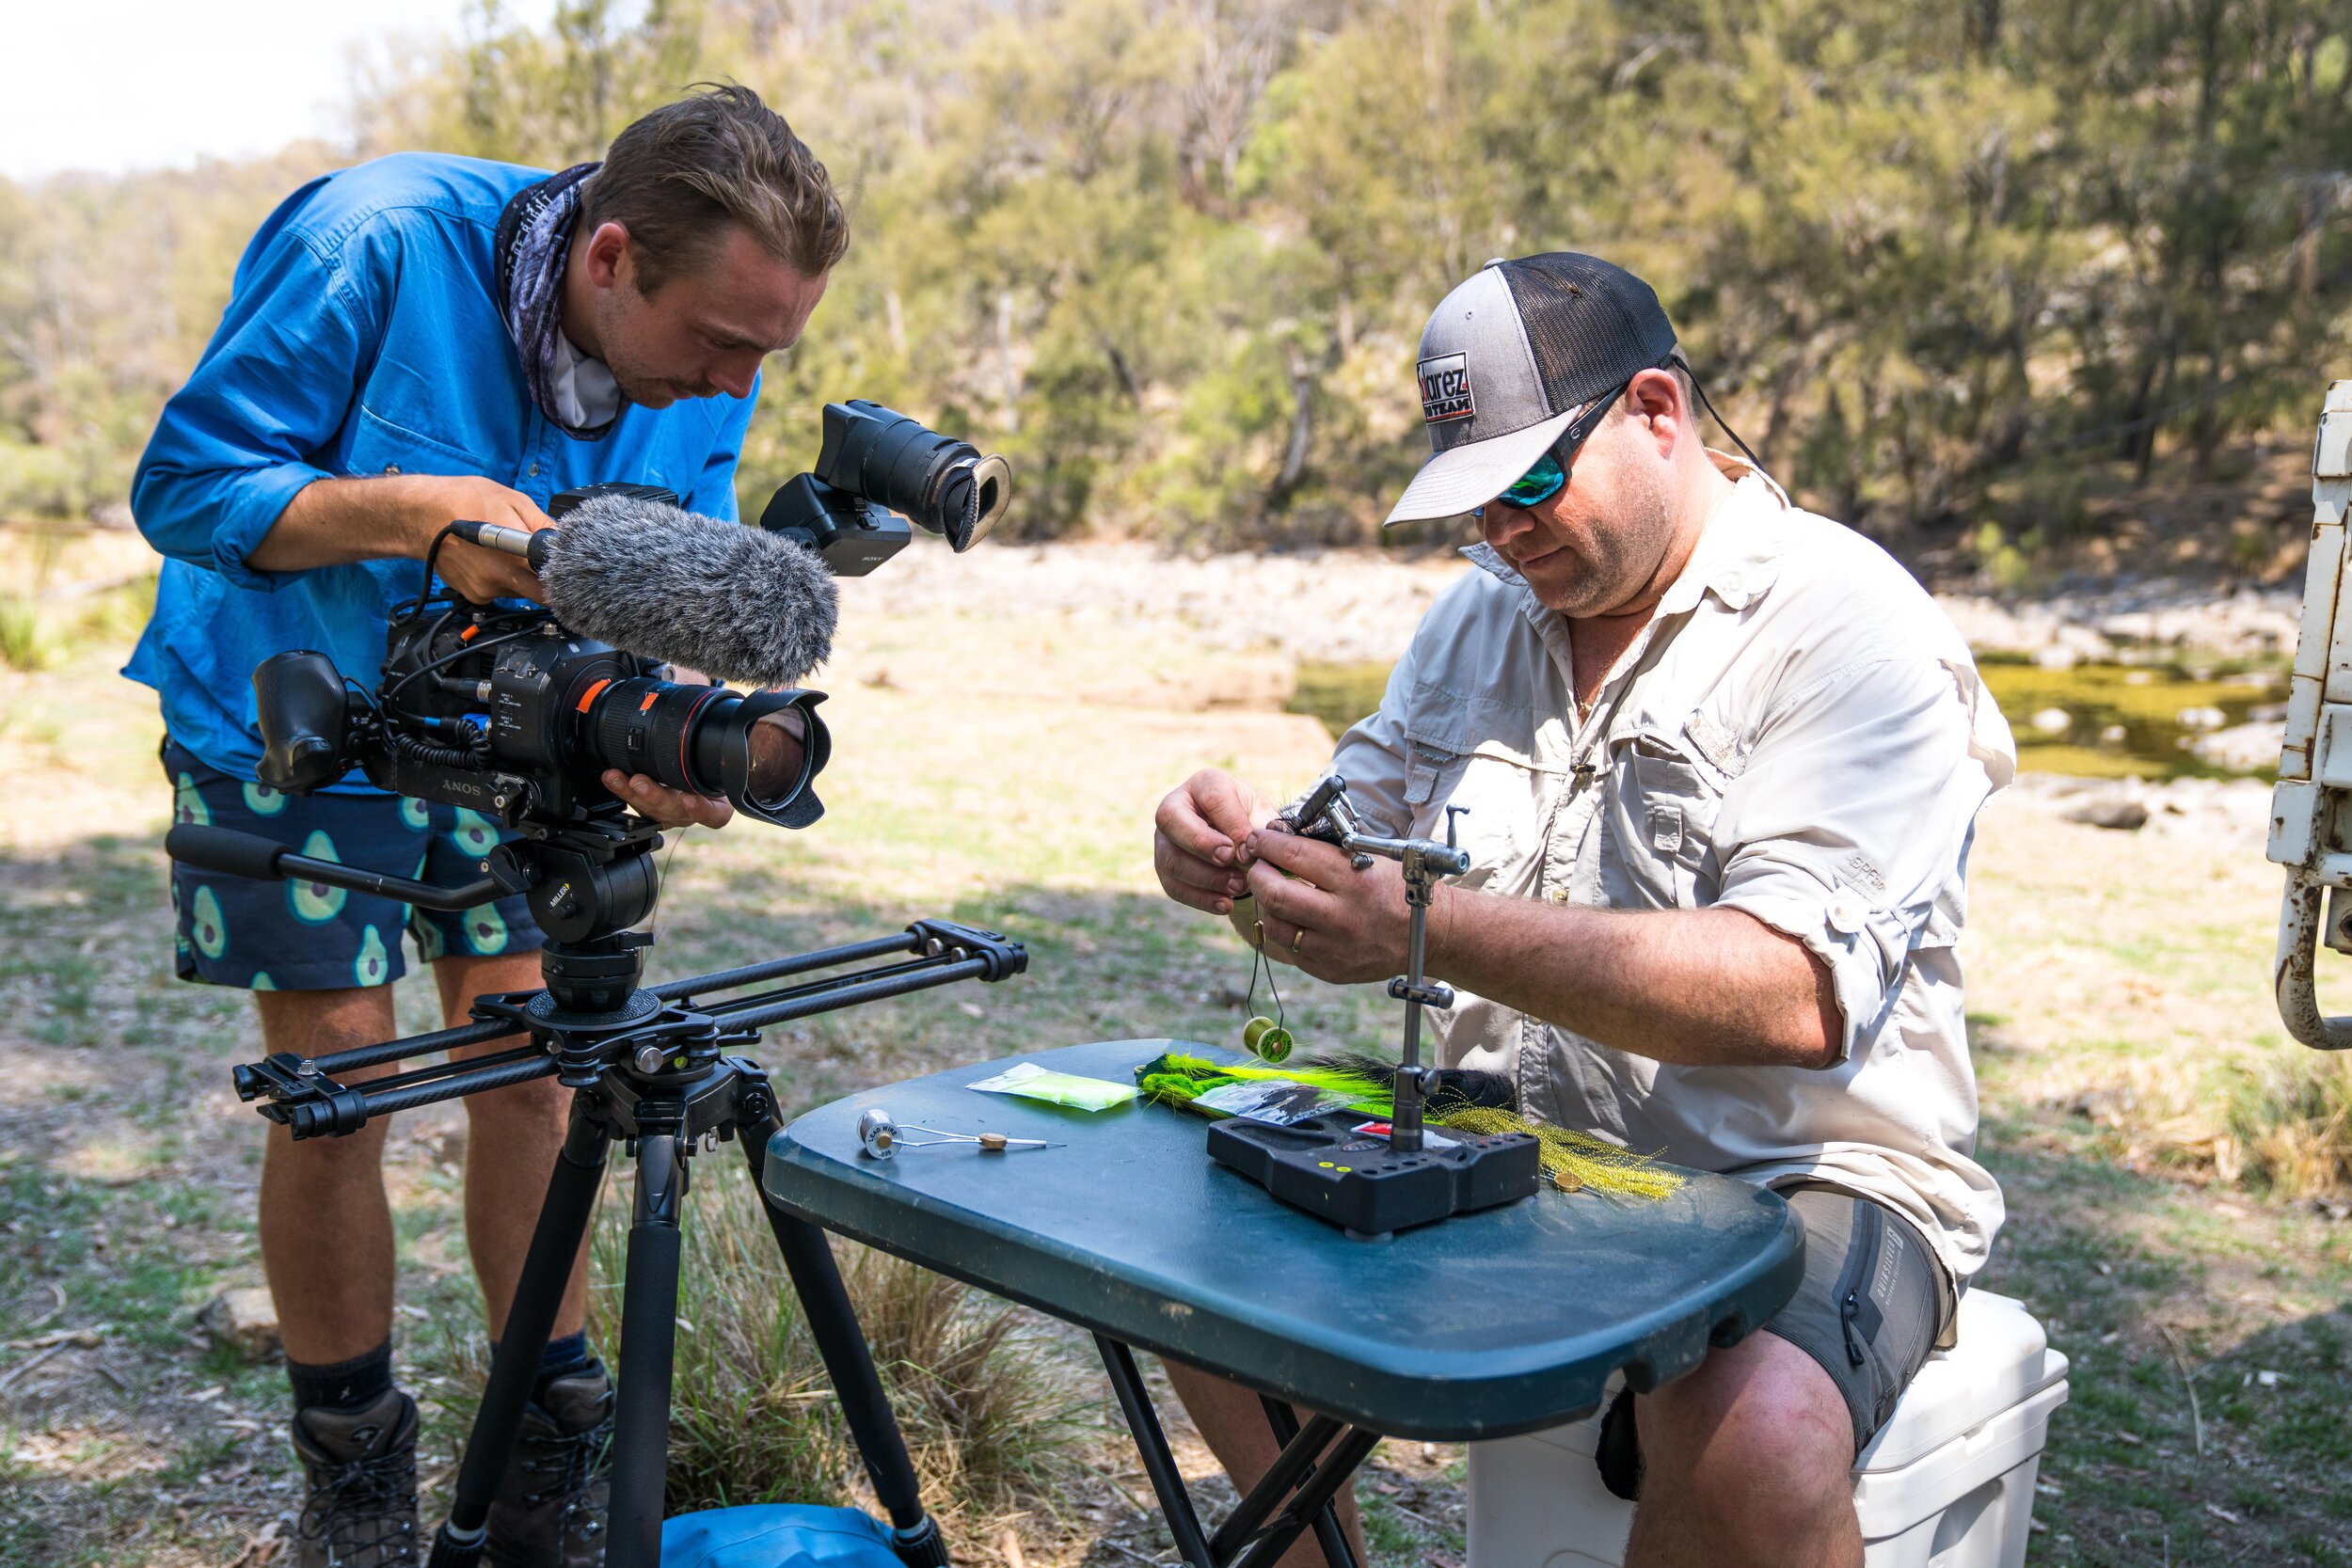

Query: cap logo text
[1418,352,1475,423]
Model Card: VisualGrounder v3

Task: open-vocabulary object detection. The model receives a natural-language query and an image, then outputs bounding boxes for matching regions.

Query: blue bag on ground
[661,1504,902,1567]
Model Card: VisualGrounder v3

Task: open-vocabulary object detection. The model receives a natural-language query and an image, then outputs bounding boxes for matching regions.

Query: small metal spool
[856,1107,898,1159]
[1242,1015,1295,1064]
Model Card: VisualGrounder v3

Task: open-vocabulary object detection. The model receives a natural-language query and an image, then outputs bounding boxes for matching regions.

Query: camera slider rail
[231,919,1025,1140]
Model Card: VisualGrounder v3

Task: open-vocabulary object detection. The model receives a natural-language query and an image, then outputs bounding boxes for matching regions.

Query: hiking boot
[291,1388,421,1568]
[484,1366,613,1568]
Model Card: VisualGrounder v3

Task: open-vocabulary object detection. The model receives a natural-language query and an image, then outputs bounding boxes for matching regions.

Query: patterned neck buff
[494,162,628,441]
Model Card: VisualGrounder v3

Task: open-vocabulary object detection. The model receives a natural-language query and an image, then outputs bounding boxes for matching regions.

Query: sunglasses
[1478,356,1677,515]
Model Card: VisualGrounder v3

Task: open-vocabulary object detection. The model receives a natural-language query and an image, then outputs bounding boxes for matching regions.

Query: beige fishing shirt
[1322,454,2014,1283]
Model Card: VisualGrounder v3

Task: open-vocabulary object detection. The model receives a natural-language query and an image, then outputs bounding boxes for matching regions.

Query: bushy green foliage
[3,0,2349,542]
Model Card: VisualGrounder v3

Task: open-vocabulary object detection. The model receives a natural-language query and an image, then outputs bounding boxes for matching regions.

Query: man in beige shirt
[1152,253,2012,1568]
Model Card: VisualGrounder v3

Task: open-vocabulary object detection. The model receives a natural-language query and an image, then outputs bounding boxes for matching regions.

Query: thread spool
[1242,1015,1295,1063]
[856,1107,898,1159]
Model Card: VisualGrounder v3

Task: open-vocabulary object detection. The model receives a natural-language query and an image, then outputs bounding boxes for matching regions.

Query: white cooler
[1466,1291,2069,1568]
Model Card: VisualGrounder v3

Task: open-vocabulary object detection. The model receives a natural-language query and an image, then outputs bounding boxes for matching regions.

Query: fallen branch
[2156,1323,2205,1458]
[0,1338,76,1393]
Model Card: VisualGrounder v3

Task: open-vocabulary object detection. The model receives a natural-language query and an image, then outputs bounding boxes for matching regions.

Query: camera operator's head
[568,84,850,407]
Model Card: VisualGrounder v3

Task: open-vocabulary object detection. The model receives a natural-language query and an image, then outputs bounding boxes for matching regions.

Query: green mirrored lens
[1499,453,1566,508]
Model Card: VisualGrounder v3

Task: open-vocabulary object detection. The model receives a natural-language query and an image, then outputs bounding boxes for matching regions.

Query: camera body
[256,483,830,832]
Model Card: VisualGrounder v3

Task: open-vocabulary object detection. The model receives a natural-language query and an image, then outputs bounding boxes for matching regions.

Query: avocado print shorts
[162,736,547,991]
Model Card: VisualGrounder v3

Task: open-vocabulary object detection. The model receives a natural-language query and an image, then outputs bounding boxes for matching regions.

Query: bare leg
[1623,1330,1861,1568]
[433,952,590,1343]
[256,986,403,1366]
[1162,1358,1369,1568]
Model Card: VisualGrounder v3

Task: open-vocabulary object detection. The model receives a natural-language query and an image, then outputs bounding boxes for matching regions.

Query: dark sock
[288,1338,395,1414]
[533,1331,596,1395]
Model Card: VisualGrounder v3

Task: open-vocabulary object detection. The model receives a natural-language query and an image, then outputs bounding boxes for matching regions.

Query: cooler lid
[1855,1290,2070,1472]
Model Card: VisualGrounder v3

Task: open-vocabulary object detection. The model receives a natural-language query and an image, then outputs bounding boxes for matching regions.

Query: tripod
[169,814,1027,1568]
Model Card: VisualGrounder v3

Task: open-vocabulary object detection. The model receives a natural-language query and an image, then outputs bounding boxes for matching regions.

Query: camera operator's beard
[587,293,718,409]
[600,350,715,409]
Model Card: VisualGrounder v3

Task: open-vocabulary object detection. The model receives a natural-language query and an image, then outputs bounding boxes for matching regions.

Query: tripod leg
[739,1105,950,1568]
[430,1096,609,1568]
[604,1128,691,1568]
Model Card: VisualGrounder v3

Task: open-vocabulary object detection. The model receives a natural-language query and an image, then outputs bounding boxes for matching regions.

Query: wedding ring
[1291,927,1305,954]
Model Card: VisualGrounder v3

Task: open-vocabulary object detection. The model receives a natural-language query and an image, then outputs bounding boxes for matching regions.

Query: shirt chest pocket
[1399,683,1563,896]
[342,403,485,479]
[1599,728,1725,911]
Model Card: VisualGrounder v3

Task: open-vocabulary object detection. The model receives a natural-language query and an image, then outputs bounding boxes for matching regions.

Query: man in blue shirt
[128,86,846,1567]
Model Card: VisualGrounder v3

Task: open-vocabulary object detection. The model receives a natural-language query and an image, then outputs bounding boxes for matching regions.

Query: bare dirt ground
[4,532,2350,1566]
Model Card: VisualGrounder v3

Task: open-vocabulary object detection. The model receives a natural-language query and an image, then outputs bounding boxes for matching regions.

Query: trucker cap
[1385,252,1680,526]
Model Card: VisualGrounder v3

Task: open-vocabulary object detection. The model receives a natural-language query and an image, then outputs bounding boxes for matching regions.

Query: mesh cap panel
[1498,253,1679,414]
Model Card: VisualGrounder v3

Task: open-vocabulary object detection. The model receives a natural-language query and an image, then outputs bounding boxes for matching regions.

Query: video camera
[242,401,1007,836]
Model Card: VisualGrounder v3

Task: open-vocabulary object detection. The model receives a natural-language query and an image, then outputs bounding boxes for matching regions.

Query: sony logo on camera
[1418,352,1474,423]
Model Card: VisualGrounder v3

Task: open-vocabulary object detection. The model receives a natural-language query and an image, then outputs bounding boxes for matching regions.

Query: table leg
[1228,1428,1381,1568]
[1254,1397,1360,1568]
[1093,1335,1382,1568]
[1206,1409,1345,1562]
[1097,1336,1221,1567]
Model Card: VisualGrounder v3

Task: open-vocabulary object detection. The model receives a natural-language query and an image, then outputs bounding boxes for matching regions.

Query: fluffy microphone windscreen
[539,493,838,688]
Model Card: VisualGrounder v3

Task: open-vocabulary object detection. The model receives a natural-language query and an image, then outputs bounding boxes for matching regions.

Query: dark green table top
[762,1040,1804,1441]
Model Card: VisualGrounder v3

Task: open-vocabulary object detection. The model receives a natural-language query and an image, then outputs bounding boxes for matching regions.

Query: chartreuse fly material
[1137,1071,1209,1107]
[1152,1053,1392,1115]
[1429,1106,1685,1200]
[1135,1051,1683,1200]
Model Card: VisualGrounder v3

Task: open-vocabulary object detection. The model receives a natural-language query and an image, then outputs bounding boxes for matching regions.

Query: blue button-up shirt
[125,152,759,790]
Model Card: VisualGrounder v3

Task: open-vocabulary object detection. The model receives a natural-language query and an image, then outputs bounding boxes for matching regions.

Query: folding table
[760,1039,1805,1568]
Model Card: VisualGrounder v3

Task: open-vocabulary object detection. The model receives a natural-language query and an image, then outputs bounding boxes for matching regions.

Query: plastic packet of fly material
[1198,1080,1352,1126]
[964,1061,1138,1111]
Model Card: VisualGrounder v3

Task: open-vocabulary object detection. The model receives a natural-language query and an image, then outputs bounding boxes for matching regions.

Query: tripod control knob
[632,1044,669,1074]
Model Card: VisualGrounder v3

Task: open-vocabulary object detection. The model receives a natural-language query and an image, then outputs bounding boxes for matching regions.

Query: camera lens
[582,678,831,828]
[737,708,809,808]
[816,400,1012,551]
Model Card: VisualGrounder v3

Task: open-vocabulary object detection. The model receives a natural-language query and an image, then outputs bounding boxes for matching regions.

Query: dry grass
[1963,788,2352,1202]
[603,1163,1086,1530]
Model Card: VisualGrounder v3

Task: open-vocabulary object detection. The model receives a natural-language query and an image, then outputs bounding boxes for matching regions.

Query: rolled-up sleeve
[131,222,377,593]
[1710,656,1993,1062]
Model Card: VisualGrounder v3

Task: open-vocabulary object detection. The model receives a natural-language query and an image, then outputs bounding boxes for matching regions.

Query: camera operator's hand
[412,477,556,603]
[1153,768,1277,915]
[602,770,735,831]
[251,474,554,601]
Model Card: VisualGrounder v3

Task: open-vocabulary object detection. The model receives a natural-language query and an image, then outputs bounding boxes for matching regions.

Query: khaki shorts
[1595,1184,1955,1497]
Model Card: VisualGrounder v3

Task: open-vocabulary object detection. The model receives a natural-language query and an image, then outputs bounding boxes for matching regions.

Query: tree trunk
[1268,345,1313,507]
